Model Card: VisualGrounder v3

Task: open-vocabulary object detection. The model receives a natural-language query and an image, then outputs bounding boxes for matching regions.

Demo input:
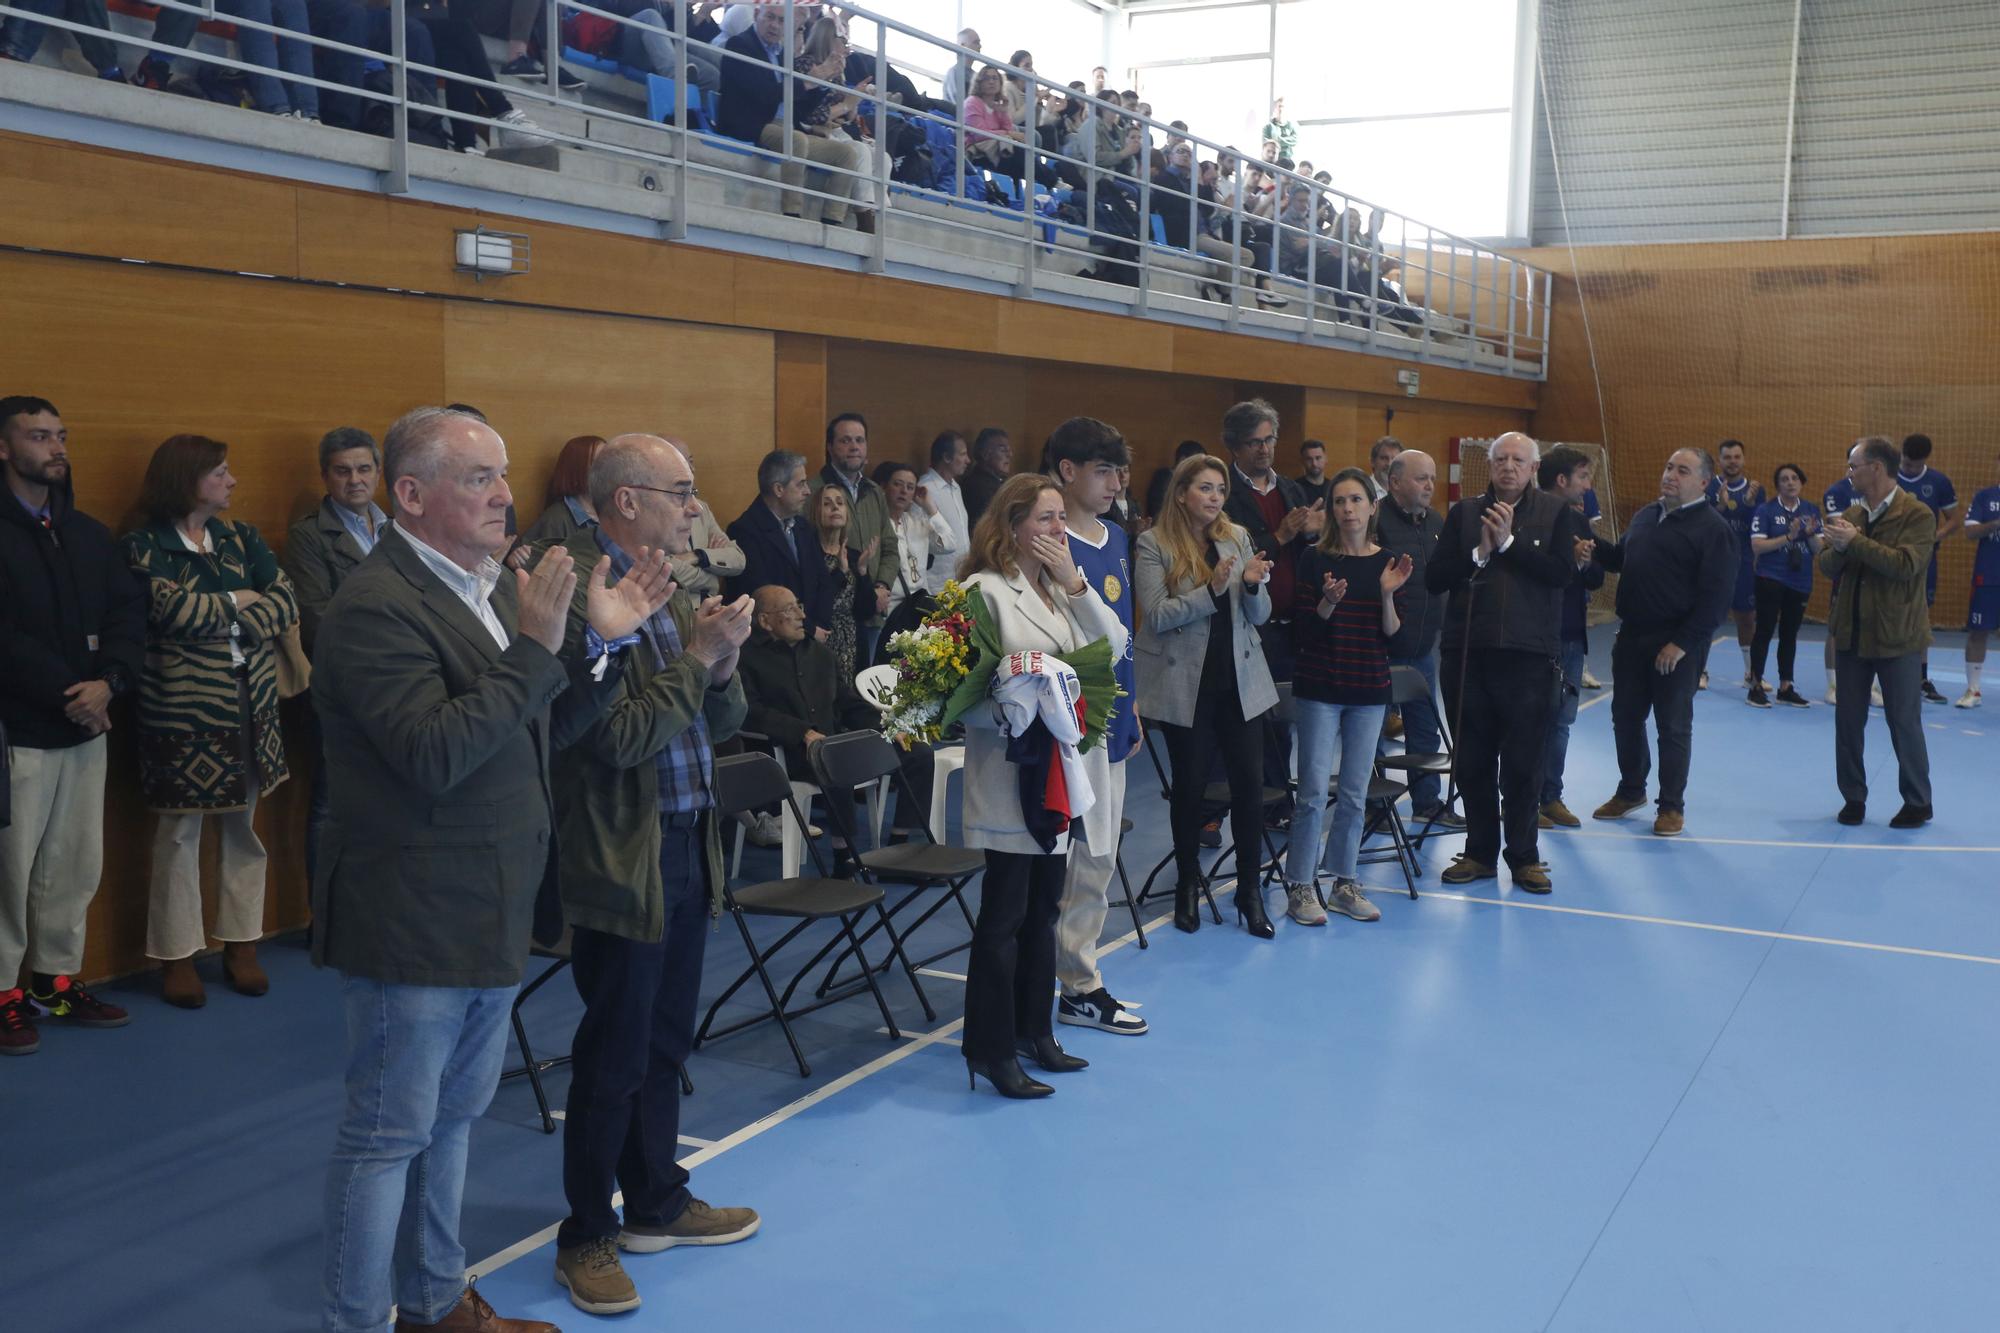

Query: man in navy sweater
[1587,448,1737,838]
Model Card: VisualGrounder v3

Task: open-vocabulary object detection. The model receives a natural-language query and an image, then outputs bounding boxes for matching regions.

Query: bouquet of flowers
[881,579,1125,751]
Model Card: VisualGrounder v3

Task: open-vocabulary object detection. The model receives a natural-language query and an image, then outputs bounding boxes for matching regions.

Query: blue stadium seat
[645,73,707,130]
[1150,212,1168,247]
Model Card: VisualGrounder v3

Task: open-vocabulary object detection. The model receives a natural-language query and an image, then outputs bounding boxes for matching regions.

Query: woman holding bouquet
[1133,454,1279,938]
[956,475,1129,1098]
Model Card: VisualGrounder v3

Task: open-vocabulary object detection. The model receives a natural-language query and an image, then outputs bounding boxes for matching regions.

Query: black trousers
[1162,687,1266,898]
[1609,631,1701,813]
[1442,647,1560,868]
[963,850,1065,1062]
[1752,577,1808,684]
[558,818,706,1246]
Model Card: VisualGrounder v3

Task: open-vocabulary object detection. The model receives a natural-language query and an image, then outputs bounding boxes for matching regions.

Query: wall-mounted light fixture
[453,226,531,281]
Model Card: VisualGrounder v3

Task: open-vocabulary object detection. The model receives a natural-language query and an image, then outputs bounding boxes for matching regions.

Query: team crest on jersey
[1101,574,1122,602]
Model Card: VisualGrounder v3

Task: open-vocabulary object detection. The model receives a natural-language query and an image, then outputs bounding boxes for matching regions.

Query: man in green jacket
[547,434,760,1318]
[1820,435,1936,828]
[811,412,899,660]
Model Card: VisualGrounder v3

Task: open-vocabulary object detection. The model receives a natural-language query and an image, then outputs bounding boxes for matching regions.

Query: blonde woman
[1133,454,1278,938]
[956,475,1127,1098]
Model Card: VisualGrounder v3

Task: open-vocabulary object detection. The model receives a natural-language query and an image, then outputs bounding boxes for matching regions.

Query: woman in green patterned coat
[124,435,298,1009]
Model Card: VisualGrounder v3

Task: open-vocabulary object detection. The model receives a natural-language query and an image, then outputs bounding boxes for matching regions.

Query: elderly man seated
[738,585,933,847]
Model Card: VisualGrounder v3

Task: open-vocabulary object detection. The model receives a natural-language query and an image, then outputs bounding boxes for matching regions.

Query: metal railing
[0,0,1552,377]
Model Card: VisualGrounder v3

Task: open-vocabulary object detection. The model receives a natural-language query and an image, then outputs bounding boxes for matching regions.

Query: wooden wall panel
[823,341,1030,471]
[773,333,831,464]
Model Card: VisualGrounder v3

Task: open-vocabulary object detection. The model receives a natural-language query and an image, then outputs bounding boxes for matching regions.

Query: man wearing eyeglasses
[1820,435,1936,830]
[544,434,761,1315]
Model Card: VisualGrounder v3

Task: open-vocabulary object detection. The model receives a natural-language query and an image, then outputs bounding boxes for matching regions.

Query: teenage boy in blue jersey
[1046,418,1148,1038]
[1821,470,1861,704]
[1959,451,2000,708]
[1705,439,1766,691]
[1894,433,1959,703]
[1746,463,1823,708]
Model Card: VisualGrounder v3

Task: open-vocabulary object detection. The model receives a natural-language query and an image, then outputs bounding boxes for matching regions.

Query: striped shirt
[599,531,713,814]
[1290,546,1393,706]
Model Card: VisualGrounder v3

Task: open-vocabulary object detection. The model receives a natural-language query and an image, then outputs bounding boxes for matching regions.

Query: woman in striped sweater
[124,436,298,1008]
[1285,468,1413,928]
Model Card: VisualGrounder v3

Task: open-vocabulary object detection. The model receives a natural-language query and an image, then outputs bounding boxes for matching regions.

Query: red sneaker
[0,989,39,1056]
[29,975,131,1028]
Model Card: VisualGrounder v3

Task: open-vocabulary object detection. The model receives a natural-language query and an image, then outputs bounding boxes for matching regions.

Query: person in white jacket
[872,461,957,614]
[955,474,1127,1100]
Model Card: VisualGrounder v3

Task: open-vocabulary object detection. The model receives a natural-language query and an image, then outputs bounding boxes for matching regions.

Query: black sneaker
[29,974,131,1028]
[1747,685,1772,708]
[0,989,39,1056]
[1921,679,1948,704]
[500,53,545,78]
[1416,803,1467,830]
[1775,684,1810,708]
[1057,988,1148,1035]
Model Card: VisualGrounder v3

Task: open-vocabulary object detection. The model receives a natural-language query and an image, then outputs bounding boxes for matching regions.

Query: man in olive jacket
[546,436,762,1316]
[313,408,672,1333]
[1820,435,1937,828]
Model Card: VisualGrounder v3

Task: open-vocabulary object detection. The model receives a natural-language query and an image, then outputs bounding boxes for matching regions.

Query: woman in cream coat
[1134,453,1279,938]
[957,474,1128,1099]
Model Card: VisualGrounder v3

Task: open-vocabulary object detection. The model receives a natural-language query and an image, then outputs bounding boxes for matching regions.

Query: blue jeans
[1286,699,1387,885]
[1385,650,1443,809]
[2,0,120,72]
[1540,639,1586,805]
[230,0,319,116]
[321,977,517,1332]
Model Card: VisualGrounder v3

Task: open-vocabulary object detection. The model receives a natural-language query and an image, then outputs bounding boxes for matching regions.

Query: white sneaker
[1580,669,1603,689]
[1285,885,1327,927]
[1698,670,1709,691]
[1825,681,1837,705]
[742,812,782,848]
[1870,684,1884,708]
[1957,688,1982,709]
[498,108,551,149]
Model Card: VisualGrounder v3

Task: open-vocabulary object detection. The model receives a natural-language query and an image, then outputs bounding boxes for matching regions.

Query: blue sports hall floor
[7,627,1997,1332]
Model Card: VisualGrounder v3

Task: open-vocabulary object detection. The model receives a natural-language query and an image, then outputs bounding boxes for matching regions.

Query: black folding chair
[807,730,985,1002]
[1273,681,1420,902]
[501,931,694,1135]
[1102,817,1150,948]
[1132,717,1286,920]
[693,752,927,1079]
[1374,664,1459,847]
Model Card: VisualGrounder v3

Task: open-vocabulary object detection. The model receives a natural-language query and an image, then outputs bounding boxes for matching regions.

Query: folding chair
[1131,720,1285,921]
[807,730,984,1002]
[1277,683,1420,903]
[501,931,693,1135]
[1101,816,1149,948]
[693,753,928,1079]
[1373,664,1458,847]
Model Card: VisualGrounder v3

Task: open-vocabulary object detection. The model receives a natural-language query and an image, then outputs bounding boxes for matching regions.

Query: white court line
[469,906,1179,1278]
[916,967,968,982]
[1428,890,2000,967]
[1556,827,2000,854]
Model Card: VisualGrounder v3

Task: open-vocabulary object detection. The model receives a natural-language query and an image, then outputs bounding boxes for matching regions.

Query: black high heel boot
[1015,1035,1088,1073]
[1174,881,1200,934]
[966,1055,1055,1099]
[1234,888,1276,940]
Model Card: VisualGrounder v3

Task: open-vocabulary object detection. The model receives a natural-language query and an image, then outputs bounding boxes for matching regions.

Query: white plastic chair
[851,663,962,842]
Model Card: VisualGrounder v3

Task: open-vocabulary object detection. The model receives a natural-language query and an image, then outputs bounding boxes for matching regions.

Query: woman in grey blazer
[1134,454,1279,937]
[958,475,1129,1099]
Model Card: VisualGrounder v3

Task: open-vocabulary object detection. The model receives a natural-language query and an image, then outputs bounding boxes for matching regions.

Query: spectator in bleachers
[1165,119,1189,155]
[139,0,322,121]
[596,0,723,96]
[872,461,955,614]
[1,0,125,80]
[962,425,1012,525]
[809,482,869,682]
[1261,97,1298,159]
[124,434,299,1008]
[964,64,1054,187]
[792,15,856,134]
[941,25,978,108]
[0,394,144,1055]
[728,448,834,642]
[497,0,589,90]
[520,433,604,546]
[662,438,745,598]
[1149,142,1285,307]
[299,0,432,135]
[716,3,870,229]
[813,412,897,660]
[281,426,385,887]
[1002,50,1034,126]
[919,431,971,595]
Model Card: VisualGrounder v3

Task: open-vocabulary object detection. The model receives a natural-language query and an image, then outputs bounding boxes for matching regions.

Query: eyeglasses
[1246,434,1278,448]
[629,485,700,505]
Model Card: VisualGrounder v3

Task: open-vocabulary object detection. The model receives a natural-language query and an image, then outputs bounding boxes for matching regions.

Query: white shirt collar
[396,526,509,649]
[1234,463,1276,496]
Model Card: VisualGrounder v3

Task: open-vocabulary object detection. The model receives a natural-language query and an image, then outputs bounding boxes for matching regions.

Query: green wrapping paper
[938,587,1125,754]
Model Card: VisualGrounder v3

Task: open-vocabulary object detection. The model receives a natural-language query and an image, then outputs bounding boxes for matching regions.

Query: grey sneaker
[742,811,782,848]
[1285,885,1327,927]
[555,1235,641,1314]
[1327,878,1381,922]
[619,1197,760,1252]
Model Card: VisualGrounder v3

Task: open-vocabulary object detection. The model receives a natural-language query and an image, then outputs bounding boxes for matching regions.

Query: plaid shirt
[598,531,713,814]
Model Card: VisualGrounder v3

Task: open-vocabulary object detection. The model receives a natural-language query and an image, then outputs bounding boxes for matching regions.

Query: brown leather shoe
[160,957,206,1009]
[1439,855,1498,885]
[395,1280,560,1332]
[1541,800,1581,829]
[1512,861,1554,894]
[222,941,269,996]
[1653,810,1685,837]
[1592,794,1647,821]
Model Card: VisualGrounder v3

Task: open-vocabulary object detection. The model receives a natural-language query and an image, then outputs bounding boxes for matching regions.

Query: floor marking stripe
[1428,891,2000,966]
[470,911,1176,1278]
[916,967,969,982]
[1556,827,2000,854]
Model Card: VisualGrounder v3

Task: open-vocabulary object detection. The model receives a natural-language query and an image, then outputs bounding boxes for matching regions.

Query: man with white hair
[1587,447,1737,838]
[1424,432,1590,893]
[546,435,760,1316]
[943,26,980,107]
[315,408,677,1333]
